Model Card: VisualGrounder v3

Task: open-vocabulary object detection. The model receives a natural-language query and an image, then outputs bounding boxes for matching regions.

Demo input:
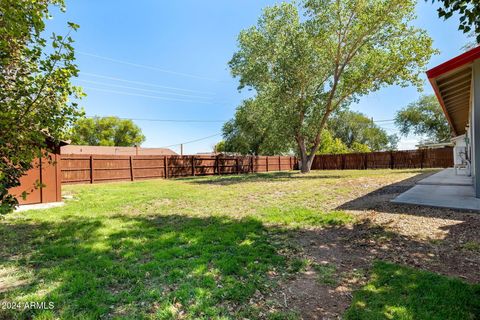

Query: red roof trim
[427,46,480,79]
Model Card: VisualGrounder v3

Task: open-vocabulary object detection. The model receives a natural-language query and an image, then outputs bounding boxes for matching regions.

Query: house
[393,46,480,210]
[416,142,454,149]
[61,145,177,156]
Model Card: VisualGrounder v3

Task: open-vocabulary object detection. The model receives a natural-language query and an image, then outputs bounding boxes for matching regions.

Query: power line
[80,72,215,95]
[161,133,222,148]
[373,119,395,123]
[82,86,213,104]
[76,79,213,100]
[78,51,220,82]
[85,115,226,123]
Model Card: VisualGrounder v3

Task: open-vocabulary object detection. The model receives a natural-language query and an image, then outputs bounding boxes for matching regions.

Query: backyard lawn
[0,170,479,319]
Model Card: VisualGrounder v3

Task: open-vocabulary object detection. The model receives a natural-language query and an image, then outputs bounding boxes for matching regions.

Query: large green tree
[429,0,480,43]
[229,0,436,172]
[221,96,293,155]
[0,0,82,214]
[69,116,146,147]
[329,110,398,151]
[395,95,451,143]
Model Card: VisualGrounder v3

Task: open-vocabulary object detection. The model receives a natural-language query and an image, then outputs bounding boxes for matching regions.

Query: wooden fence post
[266,157,269,172]
[235,158,240,174]
[129,156,134,181]
[192,156,196,176]
[420,150,424,169]
[164,156,168,179]
[341,155,346,170]
[390,151,394,169]
[250,156,254,173]
[278,156,281,171]
[90,155,94,184]
[215,155,220,175]
[364,154,368,170]
[289,157,292,170]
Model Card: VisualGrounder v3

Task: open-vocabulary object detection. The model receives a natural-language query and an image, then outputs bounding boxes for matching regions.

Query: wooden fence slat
[90,155,94,183]
[130,156,134,181]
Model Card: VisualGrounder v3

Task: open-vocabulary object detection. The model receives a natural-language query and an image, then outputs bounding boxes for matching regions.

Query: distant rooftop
[61,145,177,156]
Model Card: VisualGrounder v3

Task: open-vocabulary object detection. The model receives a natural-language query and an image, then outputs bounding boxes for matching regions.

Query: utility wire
[373,119,395,123]
[161,133,222,148]
[86,115,226,123]
[80,72,215,95]
[76,79,213,100]
[78,51,220,82]
[82,86,213,104]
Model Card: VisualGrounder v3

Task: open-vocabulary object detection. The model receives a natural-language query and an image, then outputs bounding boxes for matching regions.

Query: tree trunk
[297,137,316,173]
[300,156,313,173]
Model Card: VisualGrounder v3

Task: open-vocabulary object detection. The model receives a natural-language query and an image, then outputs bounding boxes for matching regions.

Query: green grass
[312,263,338,286]
[344,261,480,320]
[462,241,480,252]
[0,169,446,319]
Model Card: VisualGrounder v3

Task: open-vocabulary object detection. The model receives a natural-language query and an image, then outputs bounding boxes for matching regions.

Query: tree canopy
[429,0,480,43]
[69,116,146,147]
[221,108,397,155]
[395,95,451,143]
[229,0,436,172]
[0,0,82,214]
[221,97,294,155]
[329,110,398,151]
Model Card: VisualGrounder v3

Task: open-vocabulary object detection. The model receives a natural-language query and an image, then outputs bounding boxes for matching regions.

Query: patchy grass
[0,169,439,319]
[312,263,338,286]
[462,241,480,252]
[344,261,480,320]
[260,208,354,227]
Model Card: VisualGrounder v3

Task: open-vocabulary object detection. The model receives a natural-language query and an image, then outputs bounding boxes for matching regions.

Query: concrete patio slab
[392,168,480,211]
[417,168,472,186]
[392,184,480,211]
[15,202,64,212]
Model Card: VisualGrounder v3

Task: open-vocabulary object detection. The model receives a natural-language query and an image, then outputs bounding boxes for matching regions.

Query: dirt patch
[271,171,480,319]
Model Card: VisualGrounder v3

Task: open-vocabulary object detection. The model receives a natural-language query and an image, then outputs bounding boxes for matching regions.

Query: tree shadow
[343,261,480,320]
[1,169,479,319]
[0,214,295,319]
[333,169,480,284]
[179,171,343,186]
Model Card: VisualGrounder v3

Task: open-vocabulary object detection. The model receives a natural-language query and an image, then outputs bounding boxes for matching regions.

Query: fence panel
[311,148,454,170]
[61,154,297,185]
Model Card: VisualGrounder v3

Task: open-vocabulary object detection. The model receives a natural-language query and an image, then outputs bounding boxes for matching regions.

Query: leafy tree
[0,0,82,214]
[329,110,398,151]
[317,130,349,154]
[69,116,146,147]
[229,0,435,172]
[395,95,451,143]
[221,97,293,155]
[428,0,480,43]
[214,140,226,153]
[350,142,371,153]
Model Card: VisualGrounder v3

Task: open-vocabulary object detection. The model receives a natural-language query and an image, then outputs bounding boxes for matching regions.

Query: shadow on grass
[178,171,343,186]
[0,214,295,319]
[0,210,478,319]
[1,169,479,319]
[335,169,480,283]
[344,261,480,320]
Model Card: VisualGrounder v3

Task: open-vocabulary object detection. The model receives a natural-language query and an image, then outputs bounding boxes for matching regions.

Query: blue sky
[47,1,470,154]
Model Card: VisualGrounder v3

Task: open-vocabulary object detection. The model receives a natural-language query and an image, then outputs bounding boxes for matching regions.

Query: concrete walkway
[392,168,480,211]
[417,168,472,186]
[15,202,64,212]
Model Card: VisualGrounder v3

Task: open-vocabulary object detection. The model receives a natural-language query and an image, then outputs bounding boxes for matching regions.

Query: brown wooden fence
[60,155,297,184]
[311,147,454,170]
